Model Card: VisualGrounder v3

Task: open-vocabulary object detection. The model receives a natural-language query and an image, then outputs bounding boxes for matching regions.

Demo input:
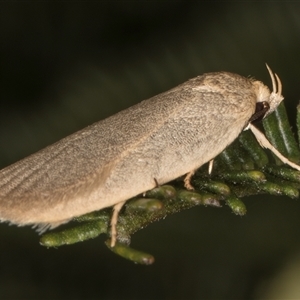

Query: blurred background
[1,2,300,299]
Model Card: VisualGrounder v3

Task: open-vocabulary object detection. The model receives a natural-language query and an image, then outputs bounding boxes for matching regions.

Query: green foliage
[40,102,300,264]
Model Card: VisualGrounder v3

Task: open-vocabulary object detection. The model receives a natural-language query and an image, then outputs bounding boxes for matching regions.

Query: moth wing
[0,72,257,228]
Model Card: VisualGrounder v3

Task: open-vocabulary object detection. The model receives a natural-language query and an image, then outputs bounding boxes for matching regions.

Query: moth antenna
[275,73,282,96]
[249,124,300,171]
[265,63,277,93]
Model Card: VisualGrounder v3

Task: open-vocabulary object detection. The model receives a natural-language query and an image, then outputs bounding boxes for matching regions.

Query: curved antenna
[265,63,277,93]
[275,73,282,96]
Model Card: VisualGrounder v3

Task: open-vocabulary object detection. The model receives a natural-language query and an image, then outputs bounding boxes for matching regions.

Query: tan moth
[0,64,298,247]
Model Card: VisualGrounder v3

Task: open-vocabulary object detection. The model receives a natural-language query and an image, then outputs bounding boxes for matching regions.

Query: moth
[0,65,299,247]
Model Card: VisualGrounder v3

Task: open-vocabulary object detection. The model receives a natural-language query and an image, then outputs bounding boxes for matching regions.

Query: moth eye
[249,101,270,123]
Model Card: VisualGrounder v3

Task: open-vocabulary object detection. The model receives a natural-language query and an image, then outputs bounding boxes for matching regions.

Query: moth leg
[184,170,196,190]
[143,178,159,197]
[208,159,214,175]
[249,123,300,171]
[153,178,159,187]
[110,201,126,247]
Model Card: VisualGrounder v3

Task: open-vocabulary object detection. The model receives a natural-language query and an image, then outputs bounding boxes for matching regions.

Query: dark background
[1,2,300,299]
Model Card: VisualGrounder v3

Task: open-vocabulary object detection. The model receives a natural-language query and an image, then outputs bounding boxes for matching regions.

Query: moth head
[252,64,284,119]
